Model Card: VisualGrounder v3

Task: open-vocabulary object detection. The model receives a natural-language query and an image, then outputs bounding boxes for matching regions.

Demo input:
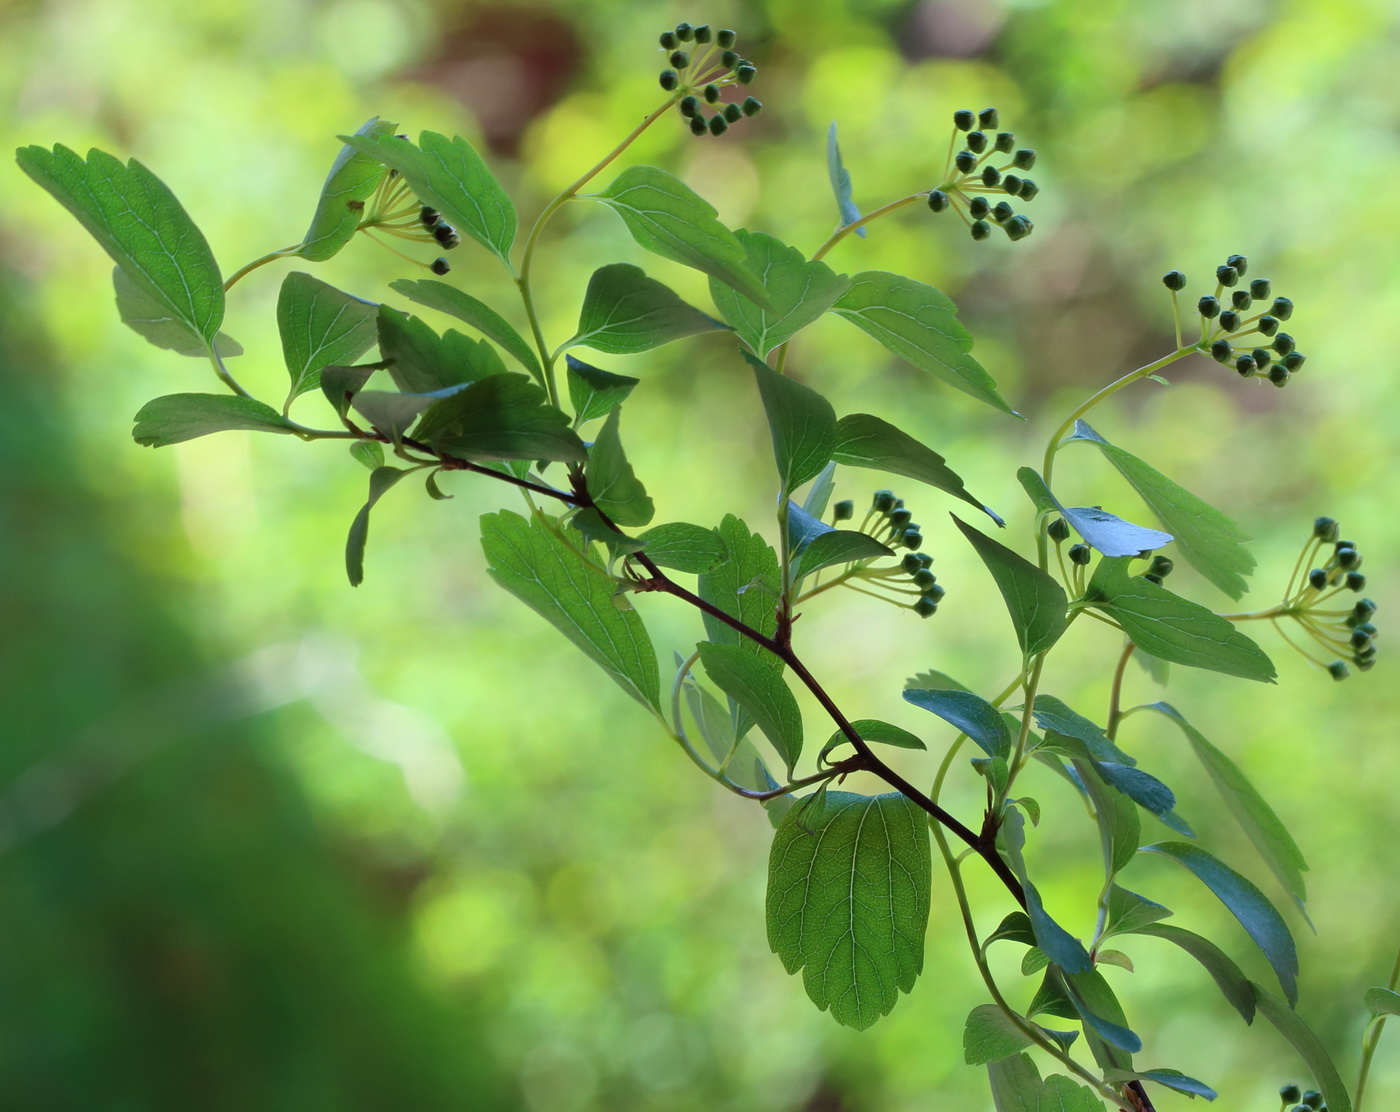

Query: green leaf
[565,354,639,425]
[964,1004,1036,1065]
[1028,971,1080,1021]
[681,675,738,765]
[826,122,866,237]
[802,462,837,520]
[1017,467,1059,516]
[634,522,728,574]
[820,719,926,761]
[1104,1068,1217,1101]
[1367,987,1400,1017]
[1087,560,1277,682]
[420,375,586,463]
[698,642,803,775]
[833,413,1001,523]
[1078,759,1141,875]
[793,530,894,579]
[351,388,445,442]
[481,510,660,711]
[342,130,516,262]
[831,271,1013,414]
[320,364,377,419]
[748,352,837,493]
[390,278,541,381]
[18,143,224,343]
[132,394,294,447]
[1143,842,1298,1004]
[298,117,397,261]
[1127,923,1255,1022]
[112,267,241,358]
[1036,1075,1106,1112]
[1061,505,1173,558]
[1032,696,1136,765]
[985,912,1038,949]
[277,272,378,401]
[708,230,851,358]
[1252,983,1352,1112]
[988,1053,1043,1112]
[587,406,654,527]
[767,791,931,1030]
[569,263,727,355]
[345,465,409,586]
[1072,421,1254,599]
[377,306,507,395]
[1063,969,1141,1055]
[953,516,1069,657]
[350,440,384,471]
[903,688,1011,759]
[595,165,770,306]
[1001,810,1093,974]
[698,516,781,659]
[1147,702,1308,914]
[1103,886,1172,938]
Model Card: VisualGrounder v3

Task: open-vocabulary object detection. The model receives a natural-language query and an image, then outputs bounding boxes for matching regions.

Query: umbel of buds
[814,491,945,617]
[659,23,761,137]
[1272,517,1378,679]
[350,170,461,275]
[1164,256,1307,386]
[926,107,1039,243]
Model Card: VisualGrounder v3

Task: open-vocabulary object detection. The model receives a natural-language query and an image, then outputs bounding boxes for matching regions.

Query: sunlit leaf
[635,522,728,574]
[987,1052,1042,1112]
[903,688,1011,759]
[569,263,727,355]
[345,465,409,586]
[113,267,241,358]
[585,405,653,527]
[298,116,397,261]
[954,516,1068,656]
[390,278,541,381]
[1252,983,1352,1112]
[377,306,507,395]
[132,394,294,447]
[564,354,639,425]
[1001,810,1092,973]
[964,1004,1036,1065]
[826,122,866,237]
[748,352,837,493]
[277,272,378,401]
[820,719,926,761]
[1102,886,1172,938]
[421,374,586,463]
[699,642,803,774]
[698,516,781,660]
[793,530,894,579]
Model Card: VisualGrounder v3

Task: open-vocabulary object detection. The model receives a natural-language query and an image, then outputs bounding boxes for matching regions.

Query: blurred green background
[2,0,1397,1108]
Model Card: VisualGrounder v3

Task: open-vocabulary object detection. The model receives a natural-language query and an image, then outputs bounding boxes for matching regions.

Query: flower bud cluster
[354,167,454,274]
[1275,518,1377,680]
[926,107,1038,243]
[806,490,944,617]
[1163,256,1306,386]
[1278,1086,1326,1112]
[657,23,761,137]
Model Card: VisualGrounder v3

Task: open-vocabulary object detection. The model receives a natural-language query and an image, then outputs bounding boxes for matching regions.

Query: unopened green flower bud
[660,30,678,49]
[679,95,700,117]
[717,28,736,48]
[1328,660,1351,681]
[1216,264,1239,287]
[955,150,977,173]
[669,50,690,69]
[1271,296,1294,320]
[430,256,450,275]
[902,528,924,550]
[1281,351,1306,371]
[1258,315,1280,336]
[970,220,991,241]
[688,115,708,136]
[1302,1092,1323,1109]
[1273,332,1296,355]
[1069,543,1092,566]
[1219,309,1240,332]
[1163,270,1187,291]
[992,200,1015,223]
[736,63,757,83]
[981,165,1002,187]
[1281,1086,1302,1104]
[674,21,693,40]
[693,24,712,42]
[1356,621,1378,638]
[433,223,460,248]
[832,499,854,522]
[927,189,949,213]
[978,106,999,129]
[914,596,939,618]
[924,582,946,601]
[1231,289,1252,310]
[721,49,740,68]
[953,108,975,131]
[1002,173,1023,194]
[889,508,913,528]
[995,130,1015,152]
[1358,656,1377,671]
[660,69,680,90]
[704,83,720,103]
[723,102,743,123]
[1236,355,1257,376]
[1004,214,1034,241]
[1308,568,1328,590]
[1336,546,1360,568]
[1144,572,1163,585]
[968,196,990,219]
[708,114,728,136]
[1268,365,1289,387]
[902,553,922,574]
[967,130,988,153]
[1250,278,1271,300]
[1210,339,1233,363]
[1149,556,1174,577]
[915,552,934,568]
[1252,347,1272,368]
[1048,517,1071,543]
[1353,598,1377,621]
[913,567,937,588]
[1017,178,1040,201]
[1226,253,1248,276]
[1198,295,1220,318]
[1350,627,1374,650]
[741,96,762,116]
[873,490,896,513]
[1013,148,1036,170]
[1347,571,1368,591]
[420,205,440,227]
